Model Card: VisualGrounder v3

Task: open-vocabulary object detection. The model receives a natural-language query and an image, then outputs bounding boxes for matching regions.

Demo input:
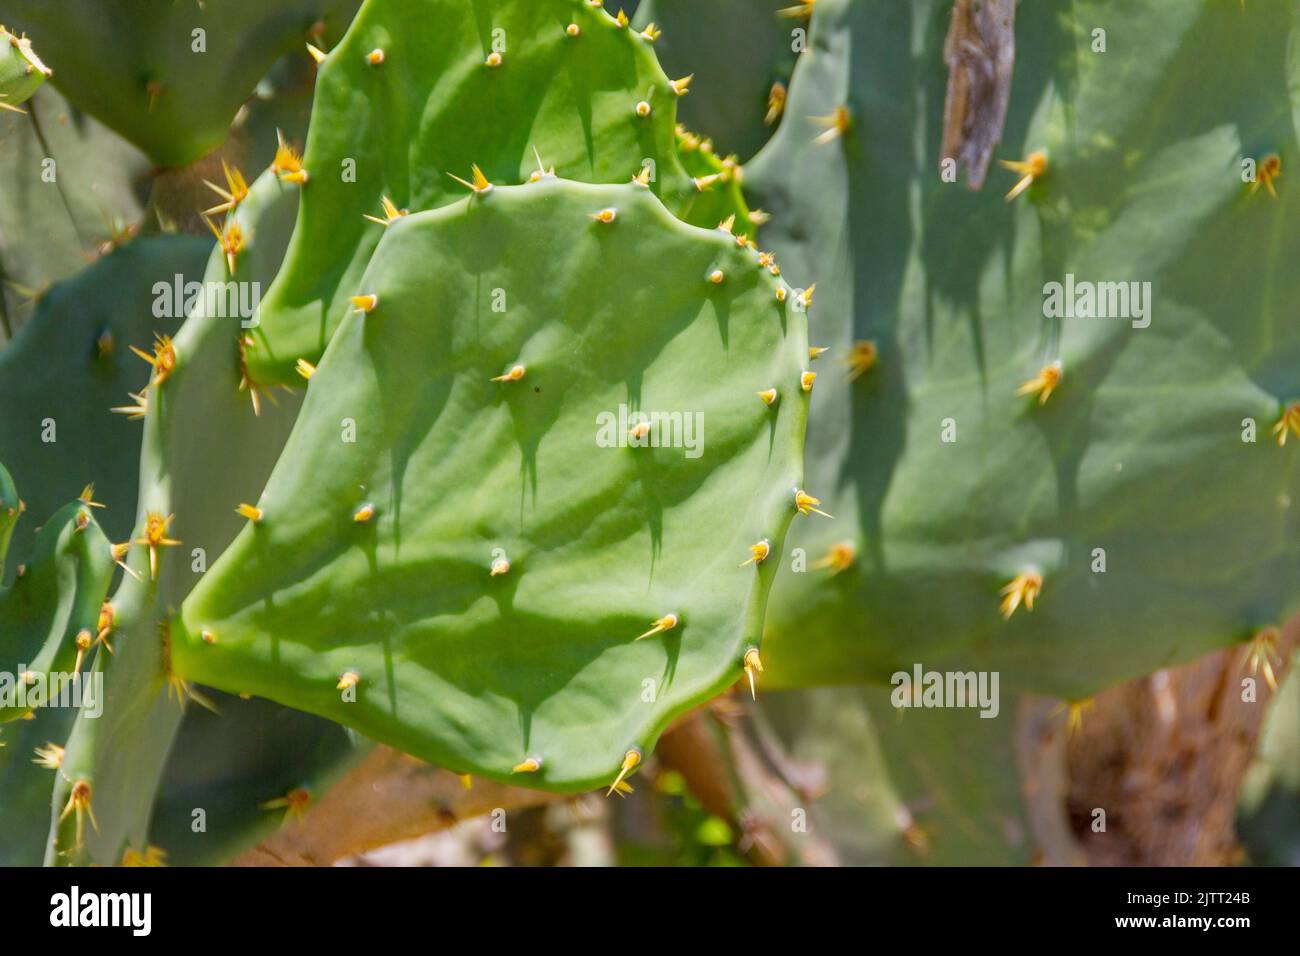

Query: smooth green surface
[149,691,361,866]
[762,685,1033,865]
[751,0,1300,697]
[3,0,359,166]
[249,0,751,385]
[0,86,152,331]
[176,178,808,791]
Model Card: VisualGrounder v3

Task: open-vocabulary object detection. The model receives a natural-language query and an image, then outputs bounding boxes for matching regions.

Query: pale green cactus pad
[0,236,209,560]
[172,178,809,792]
[246,0,753,386]
[0,25,50,111]
[2,0,359,166]
[0,468,115,864]
[749,0,1300,698]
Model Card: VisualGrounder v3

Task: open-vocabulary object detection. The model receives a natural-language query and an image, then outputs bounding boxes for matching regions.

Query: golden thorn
[999,571,1043,620]
[1241,626,1282,692]
[492,363,526,383]
[812,106,851,145]
[448,164,493,195]
[766,81,787,125]
[1000,151,1047,201]
[847,340,878,381]
[742,539,771,567]
[350,293,378,314]
[794,489,831,518]
[33,742,64,770]
[261,787,312,827]
[1272,402,1300,446]
[236,502,263,524]
[1016,359,1062,405]
[1250,153,1281,199]
[134,511,180,580]
[363,195,407,227]
[635,613,679,641]
[811,541,857,574]
[743,648,763,699]
[606,748,641,796]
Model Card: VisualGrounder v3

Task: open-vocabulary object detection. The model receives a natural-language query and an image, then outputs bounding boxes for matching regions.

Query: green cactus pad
[0,478,114,864]
[762,685,1034,866]
[0,487,113,724]
[0,25,50,111]
[0,236,210,564]
[2,0,359,167]
[245,0,753,386]
[634,0,796,161]
[147,691,360,866]
[750,0,1300,697]
[0,87,153,330]
[173,178,808,792]
[45,171,316,865]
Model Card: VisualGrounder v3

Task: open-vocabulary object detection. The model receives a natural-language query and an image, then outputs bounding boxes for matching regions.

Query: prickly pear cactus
[761,685,1035,866]
[750,0,1300,697]
[246,0,752,386]
[41,169,324,865]
[0,86,153,326]
[2,0,359,166]
[147,691,360,866]
[0,469,114,864]
[172,178,809,792]
[0,471,113,724]
[0,236,210,559]
[0,24,50,112]
[632,0,796,161]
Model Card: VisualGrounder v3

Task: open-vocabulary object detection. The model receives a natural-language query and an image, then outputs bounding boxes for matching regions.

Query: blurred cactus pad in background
[0,0,1296,868]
